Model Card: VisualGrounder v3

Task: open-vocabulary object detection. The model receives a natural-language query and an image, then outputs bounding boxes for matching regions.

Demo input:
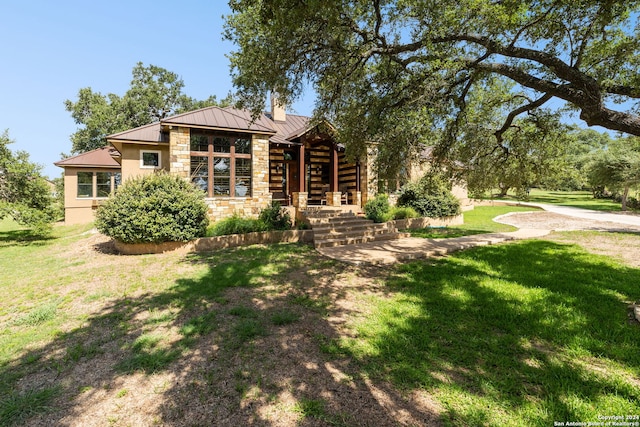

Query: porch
[268,132,363,209]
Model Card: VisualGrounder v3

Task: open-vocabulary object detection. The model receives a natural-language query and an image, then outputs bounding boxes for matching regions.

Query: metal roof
[107,122,164,142]
[163,106,276,134]
[104,106,331,146]
[55,146,121,168]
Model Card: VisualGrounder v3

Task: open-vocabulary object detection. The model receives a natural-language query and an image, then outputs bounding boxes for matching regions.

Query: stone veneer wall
[169,127,272,221]
[169,127,191,179]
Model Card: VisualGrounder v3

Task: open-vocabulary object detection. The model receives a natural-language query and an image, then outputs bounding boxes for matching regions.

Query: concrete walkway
[317,203,640,265]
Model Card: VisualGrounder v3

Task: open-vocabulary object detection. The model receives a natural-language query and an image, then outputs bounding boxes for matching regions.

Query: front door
[285,161,299,197]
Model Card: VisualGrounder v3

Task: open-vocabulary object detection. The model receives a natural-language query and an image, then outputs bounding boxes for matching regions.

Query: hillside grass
[1,216,639,426]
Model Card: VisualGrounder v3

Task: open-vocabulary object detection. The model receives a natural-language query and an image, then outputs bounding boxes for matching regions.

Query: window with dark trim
[76,172,121,198]
[77,172,93,198]
[190,131,252,197]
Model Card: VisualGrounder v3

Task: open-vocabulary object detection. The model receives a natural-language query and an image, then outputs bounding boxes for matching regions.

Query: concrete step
[314,226,395,241]
[305,211,358,220]
[314,231,411,248]
[309,218,379,229]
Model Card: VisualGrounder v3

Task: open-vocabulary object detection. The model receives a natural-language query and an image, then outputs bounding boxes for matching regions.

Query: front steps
[303,208,410,248]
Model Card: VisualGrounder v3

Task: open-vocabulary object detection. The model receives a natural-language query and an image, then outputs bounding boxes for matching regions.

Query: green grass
[0,387,60,426]
[334,240,640,426]
[2,217,639,425]
[503,189,626,211]
[409,205,537,238]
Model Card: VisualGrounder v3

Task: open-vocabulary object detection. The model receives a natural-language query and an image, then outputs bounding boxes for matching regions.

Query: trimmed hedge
[96,173,209,244]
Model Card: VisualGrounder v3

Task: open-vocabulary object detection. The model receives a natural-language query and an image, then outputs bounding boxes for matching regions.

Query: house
[55,98,375,225]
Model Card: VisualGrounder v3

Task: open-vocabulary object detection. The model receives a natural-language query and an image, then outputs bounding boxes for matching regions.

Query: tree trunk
[621,186,630,211]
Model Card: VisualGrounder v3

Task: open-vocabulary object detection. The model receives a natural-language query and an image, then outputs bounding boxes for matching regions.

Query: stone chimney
[270,92,286,122]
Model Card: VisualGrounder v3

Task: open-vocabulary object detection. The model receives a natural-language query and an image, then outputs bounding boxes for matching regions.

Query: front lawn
[408,205,538,238]
[1,219,639,426]
[503,189,626,211]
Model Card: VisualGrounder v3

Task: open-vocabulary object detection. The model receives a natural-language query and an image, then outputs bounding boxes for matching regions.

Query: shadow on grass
[331,240,640,426]
[0,243,441,426]
[0,228,54,247]
[408,227,491,239]
[3,237,639,426]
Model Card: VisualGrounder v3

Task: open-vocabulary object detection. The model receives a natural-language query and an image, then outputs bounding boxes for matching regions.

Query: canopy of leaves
[65,62,233,153]
[586,137,640,209]
[0,130,54,234]
[225,0,640,178]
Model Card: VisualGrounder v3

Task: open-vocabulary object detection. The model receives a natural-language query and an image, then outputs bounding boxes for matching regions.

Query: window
[140,150,161,169]
[96,172,112,197]
[190,131,252,198]
[77,172,93,198]
[76,172,120,198]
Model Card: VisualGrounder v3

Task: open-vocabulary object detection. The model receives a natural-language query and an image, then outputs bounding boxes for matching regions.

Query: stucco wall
[62,166,120,225]
[120,143,169,180]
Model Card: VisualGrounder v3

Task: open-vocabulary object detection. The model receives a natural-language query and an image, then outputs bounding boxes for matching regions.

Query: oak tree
[225,0,640,179]
[65,63,232,153]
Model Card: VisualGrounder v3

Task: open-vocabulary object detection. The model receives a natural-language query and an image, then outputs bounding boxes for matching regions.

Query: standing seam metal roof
[105,106,321,146]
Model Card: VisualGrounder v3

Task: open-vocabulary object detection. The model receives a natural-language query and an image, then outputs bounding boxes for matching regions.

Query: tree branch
[494,94,553,144]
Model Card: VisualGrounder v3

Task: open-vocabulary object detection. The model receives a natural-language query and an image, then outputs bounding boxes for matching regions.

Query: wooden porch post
[298,144,305,192]
[330,144,339,192]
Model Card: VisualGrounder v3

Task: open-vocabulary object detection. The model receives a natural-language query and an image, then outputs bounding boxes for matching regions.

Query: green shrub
[389,206,419,220]
[208,214,265,236]
[207,203,292,236]
[258,202,292,230]
[397,173,461,218]
[364,194,391,223]
[95,173,209,244]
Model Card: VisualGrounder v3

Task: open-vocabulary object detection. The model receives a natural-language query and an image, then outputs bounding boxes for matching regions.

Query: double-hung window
[77,172,121,198]
[190,132,252,198]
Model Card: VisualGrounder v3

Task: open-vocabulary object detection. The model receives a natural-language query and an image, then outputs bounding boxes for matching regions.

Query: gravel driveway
[495,211,640,232]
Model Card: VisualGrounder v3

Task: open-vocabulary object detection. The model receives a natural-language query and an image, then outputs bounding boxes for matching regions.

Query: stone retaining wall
[114,229,314,255]
[392,214,463,230]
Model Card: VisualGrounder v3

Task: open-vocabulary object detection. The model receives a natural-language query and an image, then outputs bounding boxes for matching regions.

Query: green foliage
[226,0,640,186]
[258,201,292,230]
[585,138,640,210]
[95,172,209,244]
[388,206,419,220]
[0,130,54,236]
[397,173,460,218]
[364,193,390,223]
[65,62,232,153]
[208,203,292,236]
[208,214,265,236]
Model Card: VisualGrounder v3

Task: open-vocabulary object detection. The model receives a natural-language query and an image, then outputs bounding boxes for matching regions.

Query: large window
[190,132,252,197]
[77,171,121,198]
[77,172,93,198]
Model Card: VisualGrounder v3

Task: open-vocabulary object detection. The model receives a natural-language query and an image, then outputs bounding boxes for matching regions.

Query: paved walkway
[317,204,640,265]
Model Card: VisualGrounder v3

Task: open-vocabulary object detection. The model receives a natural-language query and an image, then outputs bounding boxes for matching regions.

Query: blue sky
[0,0,315,179]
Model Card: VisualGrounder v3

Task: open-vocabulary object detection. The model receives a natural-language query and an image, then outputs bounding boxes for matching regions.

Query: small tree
[0,130,54,235]
[587,149,640,211]
[96,173,209,243]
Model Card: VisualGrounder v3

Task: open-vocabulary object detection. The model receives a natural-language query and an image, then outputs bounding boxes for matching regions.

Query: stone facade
[169,127,191,179]
[168,130,273,221]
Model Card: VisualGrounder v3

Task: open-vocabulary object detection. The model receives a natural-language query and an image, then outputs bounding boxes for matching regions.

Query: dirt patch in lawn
[18,237,442,427]
[495,211,640,267]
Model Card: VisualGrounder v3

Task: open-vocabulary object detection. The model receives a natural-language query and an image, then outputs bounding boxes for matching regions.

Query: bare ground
[12,212,640,426]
